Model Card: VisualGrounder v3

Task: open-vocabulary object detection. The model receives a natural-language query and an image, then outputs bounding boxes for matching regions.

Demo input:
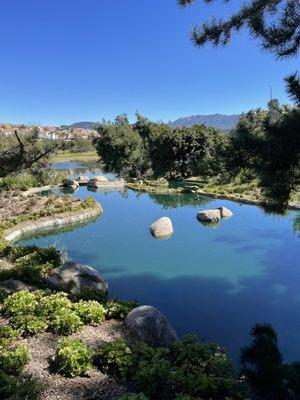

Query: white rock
[150,217,173,238]
[217,206,234,219]
[197,209,221,222]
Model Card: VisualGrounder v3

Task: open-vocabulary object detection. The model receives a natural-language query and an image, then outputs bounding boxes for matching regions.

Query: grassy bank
[52,150,99,163]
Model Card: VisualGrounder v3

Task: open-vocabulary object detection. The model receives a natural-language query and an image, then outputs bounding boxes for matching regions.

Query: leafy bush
[117,394,148,400]
[48,309,83,335]
[39,292,72,317]
[104,299,138,320]
[74,300,105,324]
[0,325,21,348]
[0,344,31,375]
[96,336,243,400]
[75,287,107,303]
[11,314,48,335]
[0,246,61,284]
[3,291,38,316]
[0,371,40,400]
[52,337,94,377]
[97,339,133,380]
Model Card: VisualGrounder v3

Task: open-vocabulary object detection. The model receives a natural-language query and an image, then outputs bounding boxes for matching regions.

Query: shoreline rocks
[44,261,108,295]
[150,217,173,239]
[124,305,179,347]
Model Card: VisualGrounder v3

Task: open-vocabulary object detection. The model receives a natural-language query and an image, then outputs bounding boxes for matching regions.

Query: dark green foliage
[0,344,31,375]
[95,115,151,178]
[0,371,40,400]
[75,287,108,303]
[52,337,94,377]
[104,299,138,320]
[117,394,148,400]
[179,0,299,58]
[97,339,133,380]
[227,101,300,205]
[0,245,61,284]
[241,323,300,400]
[97,336,243,400]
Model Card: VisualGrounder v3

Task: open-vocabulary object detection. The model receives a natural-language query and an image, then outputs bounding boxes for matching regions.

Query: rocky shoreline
[3,204,102,243]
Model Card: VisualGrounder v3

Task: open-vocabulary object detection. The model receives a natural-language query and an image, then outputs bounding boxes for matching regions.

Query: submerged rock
[124,305,179,347]
[150,217,173,239]
[45,261,108,295]
[217,206,234,219]
[197,209,221,222]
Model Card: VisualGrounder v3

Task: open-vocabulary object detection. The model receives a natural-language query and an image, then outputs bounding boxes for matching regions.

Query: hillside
[171,113,241,130]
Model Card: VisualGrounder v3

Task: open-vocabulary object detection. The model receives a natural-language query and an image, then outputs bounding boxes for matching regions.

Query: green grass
[52,151,99,162]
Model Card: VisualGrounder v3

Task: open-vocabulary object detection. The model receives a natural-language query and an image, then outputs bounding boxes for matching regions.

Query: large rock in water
[150,217,173,239]
[125,305,179,347]
[45,262,108,295]
[217,206,233,219]
[197,209,221,222]
[62,179,79,189]
[76,176,89,185]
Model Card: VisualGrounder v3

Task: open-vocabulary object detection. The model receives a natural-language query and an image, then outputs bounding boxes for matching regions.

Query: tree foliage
[0,128,58,177]
[241,323,300,400]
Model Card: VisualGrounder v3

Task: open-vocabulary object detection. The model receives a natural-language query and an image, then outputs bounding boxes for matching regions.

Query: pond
[18,162,300,364]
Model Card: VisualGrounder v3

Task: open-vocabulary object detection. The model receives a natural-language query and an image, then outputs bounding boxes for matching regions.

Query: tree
[95,115,151,178]
[0,129,58,177]
[240,324,300,400]
[178,0,300,103]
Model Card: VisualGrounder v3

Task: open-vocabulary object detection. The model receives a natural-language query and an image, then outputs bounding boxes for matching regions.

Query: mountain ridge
[67,113,241,131]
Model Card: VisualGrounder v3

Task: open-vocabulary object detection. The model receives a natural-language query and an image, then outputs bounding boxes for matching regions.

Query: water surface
[19,162,300,363]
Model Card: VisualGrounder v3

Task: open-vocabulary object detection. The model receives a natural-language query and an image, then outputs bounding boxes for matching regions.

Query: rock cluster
[197,206,233,223]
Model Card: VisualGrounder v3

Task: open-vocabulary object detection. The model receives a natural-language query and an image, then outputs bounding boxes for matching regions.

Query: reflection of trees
[15,215,100,243]
[149,193,211,209]
[293,214,300,236]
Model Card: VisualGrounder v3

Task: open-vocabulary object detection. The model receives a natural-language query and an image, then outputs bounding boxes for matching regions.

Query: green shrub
[48,309,83,335]
[52,337,94,377]
[0,344,31,375]
[97,339,133,380]
[117,394,148,400]
[74,300,105,324]
[39,292,72,317]
[75,287,107,303]
[0,371,40,400]
[3,291,38,316]
[0,325,21,348]
[104,299,138,320]
[11,315,48,335]
[97,336,243,400]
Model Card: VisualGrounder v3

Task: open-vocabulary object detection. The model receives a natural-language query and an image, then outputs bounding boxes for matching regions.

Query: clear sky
[0,0,299,126]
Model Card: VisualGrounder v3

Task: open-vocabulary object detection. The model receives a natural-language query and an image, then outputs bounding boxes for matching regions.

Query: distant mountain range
[66,121,98,129]
[171,114,241,130]
[67,114,241,131]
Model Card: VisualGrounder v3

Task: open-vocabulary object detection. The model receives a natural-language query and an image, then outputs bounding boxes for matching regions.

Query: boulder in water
[150,217,173,239]
[197,209,221,222]
[217,206,233,219]
[76,176,89,185]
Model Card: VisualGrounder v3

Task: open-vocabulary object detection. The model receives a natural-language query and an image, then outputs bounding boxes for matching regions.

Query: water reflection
[17,161,300,365]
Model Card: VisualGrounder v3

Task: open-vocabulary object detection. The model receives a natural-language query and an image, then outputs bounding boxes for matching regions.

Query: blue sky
[0,0,298,126]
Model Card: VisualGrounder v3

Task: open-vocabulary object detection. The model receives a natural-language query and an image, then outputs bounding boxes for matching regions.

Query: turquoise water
[19,162,300,363]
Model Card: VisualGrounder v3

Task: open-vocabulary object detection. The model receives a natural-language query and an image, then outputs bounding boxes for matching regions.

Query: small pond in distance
[18,162,300,363]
